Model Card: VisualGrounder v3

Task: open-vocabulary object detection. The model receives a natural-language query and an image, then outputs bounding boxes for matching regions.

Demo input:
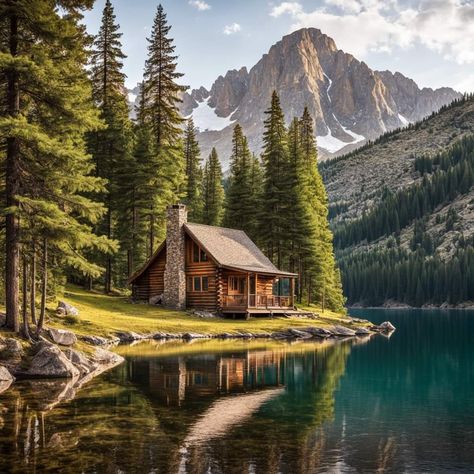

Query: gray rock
[288,328,313,339]
[0,365,14,382]
[182,332,206,340]
[80,335,110,346]
[25,342,80,378]
[149,293,163,305]
[57,301,79,317]
[355,327,371,335]
[379,321,396,332]
[48,328,77,346]
[0,366,14,394]
[332,325,357,337]
[65,348,96,375]
[4,338,23,355]
[115,331,144,343]
[92,348,124,366]
[303,327,333,338]
[193,310,217,318]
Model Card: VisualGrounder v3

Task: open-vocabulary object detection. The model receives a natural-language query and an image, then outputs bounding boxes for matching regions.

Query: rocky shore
[0,331,123,396]
[78,320,395,345]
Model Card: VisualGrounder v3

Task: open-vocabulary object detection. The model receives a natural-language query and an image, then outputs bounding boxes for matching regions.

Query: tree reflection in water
[0,338,359,473]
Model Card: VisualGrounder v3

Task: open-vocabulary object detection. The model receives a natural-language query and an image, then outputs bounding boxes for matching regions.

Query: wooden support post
[246,272,250,308]
[290,278,295,308]
[255,273,258,307]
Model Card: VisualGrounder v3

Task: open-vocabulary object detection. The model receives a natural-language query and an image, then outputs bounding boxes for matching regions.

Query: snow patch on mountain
[398,113,410,126]
[189,98,235,132]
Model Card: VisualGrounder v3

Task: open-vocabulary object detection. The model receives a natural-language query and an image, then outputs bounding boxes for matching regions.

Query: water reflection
[0,339,356,473]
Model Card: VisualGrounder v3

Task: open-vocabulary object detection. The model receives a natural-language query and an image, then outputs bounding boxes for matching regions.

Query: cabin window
[191,241,208,263]
[188,275,210,292]
[228,276,245,294]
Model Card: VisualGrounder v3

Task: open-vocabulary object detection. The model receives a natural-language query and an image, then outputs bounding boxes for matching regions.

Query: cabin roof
[128,222,297,285]
[184,223,297,277]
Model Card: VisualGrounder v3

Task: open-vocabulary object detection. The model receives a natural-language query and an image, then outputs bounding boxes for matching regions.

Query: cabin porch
[220,271,296,316]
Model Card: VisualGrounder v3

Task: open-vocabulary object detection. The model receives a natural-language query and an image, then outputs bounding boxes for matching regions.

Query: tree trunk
[30,241,37,325]
[36,239,48,336]
[5,12,20,332]
[149,209,154,258]
[105,206,112,294]
[22,256,31,340]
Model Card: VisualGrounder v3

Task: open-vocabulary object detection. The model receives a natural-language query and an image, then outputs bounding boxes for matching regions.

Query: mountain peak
[177,29,460,167]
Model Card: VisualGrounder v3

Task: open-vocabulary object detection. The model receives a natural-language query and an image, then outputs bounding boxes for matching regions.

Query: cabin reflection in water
[130,350,285,406]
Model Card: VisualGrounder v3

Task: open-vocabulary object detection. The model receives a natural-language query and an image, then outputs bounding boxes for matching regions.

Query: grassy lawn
[44,285,359,338]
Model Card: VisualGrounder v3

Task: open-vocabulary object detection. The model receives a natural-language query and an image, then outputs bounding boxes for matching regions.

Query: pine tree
[224,124,255,232]
[0,0,115,332]
[202,148,224,226]
[183,118,203,222]
[142,4,186,248]
[89,0,133,292]
[299,107,345,311]
[259,91,290,268]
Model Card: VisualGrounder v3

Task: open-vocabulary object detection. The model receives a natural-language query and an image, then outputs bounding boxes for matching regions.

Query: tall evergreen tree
[183,118,203,222]
[142,4,186,248]
[202,148,224,226]
[0,0,115,332]
[259,91,290,268]
[224,124,255,232]
[89,0,133,292]
[299,107,345,311]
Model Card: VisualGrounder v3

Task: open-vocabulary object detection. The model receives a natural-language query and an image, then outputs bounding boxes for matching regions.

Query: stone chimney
[163,204,187,309]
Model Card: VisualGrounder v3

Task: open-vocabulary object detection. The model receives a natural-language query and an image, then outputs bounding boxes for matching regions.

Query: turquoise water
[0,309,473,473]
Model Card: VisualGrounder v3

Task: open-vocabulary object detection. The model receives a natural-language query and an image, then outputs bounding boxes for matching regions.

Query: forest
[333,135,474,306]
[0,1,344,335]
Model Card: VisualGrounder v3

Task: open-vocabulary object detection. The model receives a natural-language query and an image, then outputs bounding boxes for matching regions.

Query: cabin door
[228,276,246,295]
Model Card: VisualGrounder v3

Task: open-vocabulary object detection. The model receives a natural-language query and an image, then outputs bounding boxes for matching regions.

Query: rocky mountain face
[175,28,460,167]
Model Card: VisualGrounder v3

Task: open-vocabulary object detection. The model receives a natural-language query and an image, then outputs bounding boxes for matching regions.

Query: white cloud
[188,0,211,11]
[223,22,242,35]
[455,74,474,93]
[269,0,474,65]
[270,2,303,17]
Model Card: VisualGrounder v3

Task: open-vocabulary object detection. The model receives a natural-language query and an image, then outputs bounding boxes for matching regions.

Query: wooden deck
[221,294,295,315]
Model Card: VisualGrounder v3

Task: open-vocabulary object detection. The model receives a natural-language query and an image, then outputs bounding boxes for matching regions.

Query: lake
[1,309,473,473]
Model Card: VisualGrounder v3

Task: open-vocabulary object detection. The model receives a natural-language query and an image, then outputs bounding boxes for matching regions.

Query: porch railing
[223,294,292,308]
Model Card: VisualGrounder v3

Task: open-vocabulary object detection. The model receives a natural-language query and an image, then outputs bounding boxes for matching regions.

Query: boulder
[25,342,80,378]
[92,348,124,366]
[0,365,14,394]
[115,331,145,343]
[56,301,79,317]
[332,325,357,337]
[65,348,96,375]
[355,327,371,336]
[48,328,77,346]
[303,327,332,338]
[149,293,163,305]
[3,338,23,356]
[379,321,396,332]
[288,328,313,339]
[182,332,206,340]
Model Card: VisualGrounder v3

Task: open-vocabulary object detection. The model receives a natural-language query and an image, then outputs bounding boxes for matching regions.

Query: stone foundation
[163,204,187,309]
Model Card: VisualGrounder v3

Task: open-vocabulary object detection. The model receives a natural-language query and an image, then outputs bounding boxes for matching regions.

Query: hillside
[322,96,474,307]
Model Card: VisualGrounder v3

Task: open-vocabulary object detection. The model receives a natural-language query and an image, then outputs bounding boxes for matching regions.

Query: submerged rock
[379,321,396,332]
[48,328,77,346]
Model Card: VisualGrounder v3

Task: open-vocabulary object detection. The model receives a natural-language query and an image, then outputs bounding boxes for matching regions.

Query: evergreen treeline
[339,241,474,306]
[333,135,474,306]
[333,135,474,248]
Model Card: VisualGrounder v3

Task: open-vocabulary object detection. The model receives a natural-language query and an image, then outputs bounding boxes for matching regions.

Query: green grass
[44,285,360,338]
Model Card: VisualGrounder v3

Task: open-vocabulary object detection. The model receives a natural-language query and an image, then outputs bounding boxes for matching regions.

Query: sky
[82,0,474,93]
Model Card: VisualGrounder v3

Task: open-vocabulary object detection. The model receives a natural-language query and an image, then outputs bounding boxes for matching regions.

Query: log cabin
[128,204,298,317]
